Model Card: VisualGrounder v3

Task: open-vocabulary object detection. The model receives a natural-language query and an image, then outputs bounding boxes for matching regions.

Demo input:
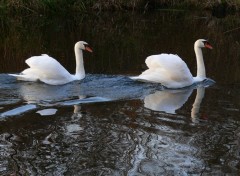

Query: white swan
[131,39,213,88]
[9,41,92,85]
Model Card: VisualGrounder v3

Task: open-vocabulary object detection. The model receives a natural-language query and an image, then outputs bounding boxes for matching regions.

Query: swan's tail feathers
[8,73,20,78]
[129,76,145,82]
[129,76,139,80]
[8,74,38,82]
[130,76,158,83]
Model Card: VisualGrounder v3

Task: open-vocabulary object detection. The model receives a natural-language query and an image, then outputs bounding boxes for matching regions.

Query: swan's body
[131,39,213,88]
[9,41,92,85]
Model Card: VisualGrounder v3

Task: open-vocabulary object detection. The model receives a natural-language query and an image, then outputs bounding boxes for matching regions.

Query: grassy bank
[1,0,240,15]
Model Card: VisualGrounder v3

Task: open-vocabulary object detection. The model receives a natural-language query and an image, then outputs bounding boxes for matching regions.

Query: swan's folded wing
[145,54,183,69]
[25,54,71,79]
[145,54,193,79]
[26,54,64,70]
[139,54,194,88]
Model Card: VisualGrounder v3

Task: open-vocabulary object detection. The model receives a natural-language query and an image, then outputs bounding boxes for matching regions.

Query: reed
[1,0,240,14]
[1,0,88,14]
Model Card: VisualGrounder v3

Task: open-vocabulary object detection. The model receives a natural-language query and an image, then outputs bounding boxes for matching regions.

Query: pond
[0,10,240,175]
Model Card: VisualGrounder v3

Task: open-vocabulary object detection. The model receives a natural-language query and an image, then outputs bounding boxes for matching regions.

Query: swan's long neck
[74,47,85,79]
[194,45,206,78]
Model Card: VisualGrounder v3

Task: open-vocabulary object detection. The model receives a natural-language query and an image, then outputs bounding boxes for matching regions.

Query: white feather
[9,41,92,85]
[131,39,212,88]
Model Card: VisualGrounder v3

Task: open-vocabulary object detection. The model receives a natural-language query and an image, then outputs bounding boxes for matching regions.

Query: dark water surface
[0,10,240,175]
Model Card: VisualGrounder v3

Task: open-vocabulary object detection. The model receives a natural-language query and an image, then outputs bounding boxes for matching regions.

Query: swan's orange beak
[85,46,93,53]
[205,43,213,49]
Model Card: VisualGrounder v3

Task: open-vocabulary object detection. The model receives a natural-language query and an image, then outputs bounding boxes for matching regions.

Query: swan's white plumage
[131,39,212,88]
[131,54,194,88]
[9,54,74,85]
[27,54,73,83]
[9,41,92,85]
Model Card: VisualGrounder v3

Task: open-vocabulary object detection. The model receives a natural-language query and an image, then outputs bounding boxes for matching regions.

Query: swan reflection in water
[144,86,206,122]
[0,82,110,118]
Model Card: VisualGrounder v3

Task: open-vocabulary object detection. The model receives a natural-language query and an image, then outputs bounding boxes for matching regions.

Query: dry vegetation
[1,0,240,14]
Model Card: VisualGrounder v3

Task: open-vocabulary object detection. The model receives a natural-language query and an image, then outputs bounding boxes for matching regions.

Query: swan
[9,41,93,85]
[130,39,213,88]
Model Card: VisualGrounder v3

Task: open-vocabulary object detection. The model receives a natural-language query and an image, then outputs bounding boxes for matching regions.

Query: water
[0,10,240,175]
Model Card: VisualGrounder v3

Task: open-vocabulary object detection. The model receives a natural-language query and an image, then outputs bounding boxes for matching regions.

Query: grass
[1,0,240,15]
[1,0,89,15]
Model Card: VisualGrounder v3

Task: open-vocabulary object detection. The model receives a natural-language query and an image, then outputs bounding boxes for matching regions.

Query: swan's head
[75,41,93,52]
[195,39,213,49]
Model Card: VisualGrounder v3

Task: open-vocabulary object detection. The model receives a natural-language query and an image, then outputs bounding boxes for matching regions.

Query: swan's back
[26,54,69,76]
[146,54,185,70]
[132,54,194,88]
[9,54,74,85]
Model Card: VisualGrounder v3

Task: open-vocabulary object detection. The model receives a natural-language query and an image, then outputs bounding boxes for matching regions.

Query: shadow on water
[0,10,240,175]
